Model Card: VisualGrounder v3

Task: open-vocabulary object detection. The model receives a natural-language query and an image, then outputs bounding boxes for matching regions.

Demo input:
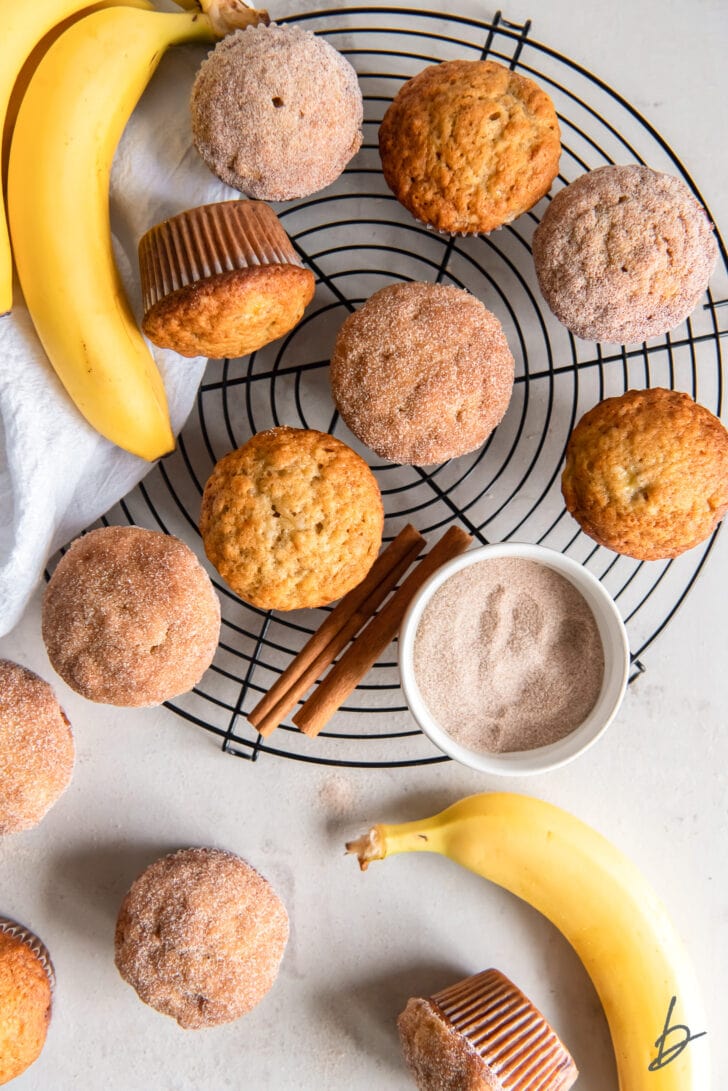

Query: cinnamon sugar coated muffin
[532,165,718,342]
[379,59,560,234]
[200,427,383,610]
[398,968,578,1091]
[0,660,74,833]
[0,920,54,1084]
[139,201,315,359]
[562,388,728,559]
[330,283,514,464]
[190,25,363,201]
[115,848,288,1029]
[42,526,221,706]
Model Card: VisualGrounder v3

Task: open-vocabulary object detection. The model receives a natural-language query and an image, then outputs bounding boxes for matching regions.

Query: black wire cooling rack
[77,7,727,767]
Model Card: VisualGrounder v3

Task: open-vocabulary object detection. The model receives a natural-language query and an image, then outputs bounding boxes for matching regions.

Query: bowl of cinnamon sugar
[398,542,630,775]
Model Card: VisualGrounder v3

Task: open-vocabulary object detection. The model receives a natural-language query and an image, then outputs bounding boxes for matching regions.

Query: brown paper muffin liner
[430,968,577,1089]
[0,916,56,994]
[139,199,303,314]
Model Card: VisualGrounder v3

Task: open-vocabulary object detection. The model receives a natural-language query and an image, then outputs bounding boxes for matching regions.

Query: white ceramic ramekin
[398,542,630,775]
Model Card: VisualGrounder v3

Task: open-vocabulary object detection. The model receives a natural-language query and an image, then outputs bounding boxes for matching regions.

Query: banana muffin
[379,59,561,234]
[330,282,514,465]
[139,201,315,359]
[532,164,718,343]
[115,848,288,1029]
[190,24,363,201]
[0,660,74,834]
[200,427,383,610]
[562,388,728,559]
[42,526,221,706]
[0,919,54,1084]
[398,968,578,1090]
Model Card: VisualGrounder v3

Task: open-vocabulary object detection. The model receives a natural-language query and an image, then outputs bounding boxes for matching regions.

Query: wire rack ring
[71,6,727,768]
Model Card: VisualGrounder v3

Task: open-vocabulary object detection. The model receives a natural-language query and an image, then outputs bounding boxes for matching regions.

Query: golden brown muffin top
[115,848,288,1029]
[42,526,220,707]
[0,929,52,1084]
[330,282,514,465]
[562,388,728,559]
[379,59,560,234]
[0,660,74,834]
[200,427,383,610]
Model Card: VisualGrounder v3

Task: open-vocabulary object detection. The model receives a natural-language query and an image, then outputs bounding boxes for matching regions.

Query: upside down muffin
[139,200,315,359]
[330,282,514,465]
[562,388,728,559]
[379,59,561,234]
[398,968,577,1090]
[199,427,384,610]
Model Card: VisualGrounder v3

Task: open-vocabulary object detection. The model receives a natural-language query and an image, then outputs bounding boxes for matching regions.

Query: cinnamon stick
[293,525,473,738]
[248,524,425,736]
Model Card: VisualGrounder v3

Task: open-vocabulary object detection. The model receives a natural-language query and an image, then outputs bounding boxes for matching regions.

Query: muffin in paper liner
[0,916,55,994]
[0,916,55,1085]
[397,968,578,1090]
[138,199,315,359]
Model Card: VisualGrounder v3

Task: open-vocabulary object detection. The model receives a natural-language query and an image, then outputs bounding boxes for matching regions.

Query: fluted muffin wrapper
[0,916,56,994]
[430,968,577,1089]
[139,199,303,313]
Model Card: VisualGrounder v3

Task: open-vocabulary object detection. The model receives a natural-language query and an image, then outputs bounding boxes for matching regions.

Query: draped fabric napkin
[0,44,236,637]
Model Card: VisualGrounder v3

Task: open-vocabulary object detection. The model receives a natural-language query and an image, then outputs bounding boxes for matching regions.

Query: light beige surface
[0,2,725,1089]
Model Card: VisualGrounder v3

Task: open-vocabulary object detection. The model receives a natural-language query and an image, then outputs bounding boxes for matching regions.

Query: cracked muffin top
[378,58,561,234]
[532,164,718,343]
[199,427,383,610]
[561,388,728,559]
[42,526,220,706]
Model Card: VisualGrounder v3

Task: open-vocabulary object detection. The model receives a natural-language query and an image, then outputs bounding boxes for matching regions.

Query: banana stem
[346,821,436,870]
[197,0,269,33]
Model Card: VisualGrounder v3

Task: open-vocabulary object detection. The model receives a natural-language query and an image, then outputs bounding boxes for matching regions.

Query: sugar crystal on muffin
[42,526,220,706]
[532,165,718,343]
[0,660,74,834]
[115,848,288,1029]
[190,24,363,201]
[330,282,514,465]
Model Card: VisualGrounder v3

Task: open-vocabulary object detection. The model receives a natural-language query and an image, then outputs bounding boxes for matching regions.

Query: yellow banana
[347,792,709,1090]
[0,0,154,317]
[7,0,267,459]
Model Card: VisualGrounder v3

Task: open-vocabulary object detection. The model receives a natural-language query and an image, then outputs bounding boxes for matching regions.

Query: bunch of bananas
[0,0,267,459]
[347,791,710,1090]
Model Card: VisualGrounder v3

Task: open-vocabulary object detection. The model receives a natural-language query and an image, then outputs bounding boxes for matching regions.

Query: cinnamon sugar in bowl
[398,543,629,775]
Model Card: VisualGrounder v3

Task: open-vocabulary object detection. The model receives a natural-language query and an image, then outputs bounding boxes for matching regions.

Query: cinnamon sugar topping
[114,848,289,1029]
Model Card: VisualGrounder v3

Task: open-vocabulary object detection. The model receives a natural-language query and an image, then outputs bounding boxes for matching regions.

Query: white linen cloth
[0,43,236,637]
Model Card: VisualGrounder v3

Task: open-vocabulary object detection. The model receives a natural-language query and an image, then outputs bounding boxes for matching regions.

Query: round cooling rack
[71,7,727,767]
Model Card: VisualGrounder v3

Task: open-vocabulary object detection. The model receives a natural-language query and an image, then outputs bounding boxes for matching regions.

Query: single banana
[7,0,267,459]
[0,0,155,317]
[347,792,709,1090]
